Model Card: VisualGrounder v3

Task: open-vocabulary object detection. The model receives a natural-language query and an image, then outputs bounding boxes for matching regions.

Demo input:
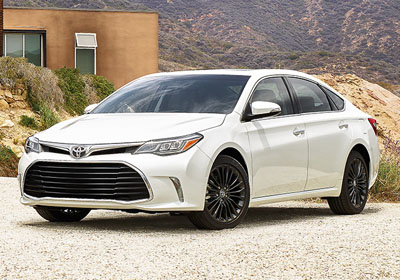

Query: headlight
[135,133,203,155]
[24,136,41,153]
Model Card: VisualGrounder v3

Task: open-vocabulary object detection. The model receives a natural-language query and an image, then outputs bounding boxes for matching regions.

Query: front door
[244,77,308,198]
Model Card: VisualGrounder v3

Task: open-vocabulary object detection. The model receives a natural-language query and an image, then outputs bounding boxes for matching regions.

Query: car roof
[148,69,319,81]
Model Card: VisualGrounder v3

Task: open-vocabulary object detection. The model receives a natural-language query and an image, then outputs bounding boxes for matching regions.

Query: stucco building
[1,7,158,88]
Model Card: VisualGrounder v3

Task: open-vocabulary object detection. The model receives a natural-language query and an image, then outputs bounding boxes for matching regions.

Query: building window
[75,33,97,74]
[3,33,44,66]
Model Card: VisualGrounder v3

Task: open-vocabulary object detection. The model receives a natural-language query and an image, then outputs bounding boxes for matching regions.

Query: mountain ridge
[4,0,400,90]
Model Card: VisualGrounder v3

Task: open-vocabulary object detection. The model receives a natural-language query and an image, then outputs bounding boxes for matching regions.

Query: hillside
[5,0,400,92]
[317,74,400,141]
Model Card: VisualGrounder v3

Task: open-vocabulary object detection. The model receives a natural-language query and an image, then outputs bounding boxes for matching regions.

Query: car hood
[36,113,226,144]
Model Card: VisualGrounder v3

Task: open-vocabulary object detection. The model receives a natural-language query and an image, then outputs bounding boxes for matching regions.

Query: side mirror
[84,103,98,114]
[246,101,281,121]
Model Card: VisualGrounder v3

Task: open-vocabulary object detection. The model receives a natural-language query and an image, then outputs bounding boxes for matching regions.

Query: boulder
[10,101,27,109]
[0,100,10,110]
[0,119,14,128]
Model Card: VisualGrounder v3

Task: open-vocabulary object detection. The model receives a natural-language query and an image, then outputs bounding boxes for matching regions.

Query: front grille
[24,162,150,201]
[40,145,138,157]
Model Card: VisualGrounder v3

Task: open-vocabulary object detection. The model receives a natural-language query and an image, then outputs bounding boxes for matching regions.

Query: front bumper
[18,147,211,211]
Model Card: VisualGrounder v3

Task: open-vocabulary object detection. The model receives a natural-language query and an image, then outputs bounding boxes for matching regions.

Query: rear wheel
[188,155,250,230]
[328,151,369,215]
[34,206,91,222]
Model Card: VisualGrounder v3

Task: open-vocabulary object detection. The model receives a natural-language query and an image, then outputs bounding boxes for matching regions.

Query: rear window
[323,87,345,110]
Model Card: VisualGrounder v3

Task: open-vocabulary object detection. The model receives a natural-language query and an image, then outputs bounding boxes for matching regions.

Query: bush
[288,53,300,60]
[0,145,18,177]
[38,104,59,130]
[87,74,115,100]
[377,82,395,92]
[371,133,400,201]
[55,67,88,115]
[318,51,330,57]
[19,115,38,130]
[0,56,64,111]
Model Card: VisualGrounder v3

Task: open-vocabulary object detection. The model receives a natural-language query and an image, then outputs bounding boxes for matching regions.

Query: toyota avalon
[18,70,380,229]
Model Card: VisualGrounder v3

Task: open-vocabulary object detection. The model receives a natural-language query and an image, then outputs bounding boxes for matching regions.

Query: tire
[188,155,250,230]
[34,206,91,222]
[328,151,369,215]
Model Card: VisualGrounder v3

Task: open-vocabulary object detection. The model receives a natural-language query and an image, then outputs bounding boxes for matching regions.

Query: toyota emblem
[70,146,88,159]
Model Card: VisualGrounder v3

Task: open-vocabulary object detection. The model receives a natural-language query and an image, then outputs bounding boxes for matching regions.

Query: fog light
[169,177,184,202]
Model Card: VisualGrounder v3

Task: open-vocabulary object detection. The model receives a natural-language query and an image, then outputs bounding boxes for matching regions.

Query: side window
[288,78,332,113]
[323,87,345,110]
[250,77,294,115]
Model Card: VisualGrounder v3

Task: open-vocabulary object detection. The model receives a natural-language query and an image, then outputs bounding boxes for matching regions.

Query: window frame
[320,86,346,111]
[285,76,342,115]
[75,33,97,75]
[3,30,46,67]
[241,76,297,122]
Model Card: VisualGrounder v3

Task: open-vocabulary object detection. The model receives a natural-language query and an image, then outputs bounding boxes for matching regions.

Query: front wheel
[34,206,91,222]
[328,151,369,215]
[188,155,250,230]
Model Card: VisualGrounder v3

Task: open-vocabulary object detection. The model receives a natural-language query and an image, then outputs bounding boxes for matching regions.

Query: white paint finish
[35,113,226,144]
[302,111,354,190]
[18,69,380,212]
[245,115,308,197]
[250,101,281,116]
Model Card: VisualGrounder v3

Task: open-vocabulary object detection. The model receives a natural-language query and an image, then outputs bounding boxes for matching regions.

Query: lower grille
[24,162,150,201]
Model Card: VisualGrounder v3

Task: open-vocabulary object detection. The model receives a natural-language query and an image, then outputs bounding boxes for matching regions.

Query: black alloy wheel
[347,157,368,208]
[188,155,250,230]
[34,206,91,222]
[328,150,369,215]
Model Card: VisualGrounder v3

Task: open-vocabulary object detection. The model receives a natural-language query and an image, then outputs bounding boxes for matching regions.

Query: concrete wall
[4,8,158,88]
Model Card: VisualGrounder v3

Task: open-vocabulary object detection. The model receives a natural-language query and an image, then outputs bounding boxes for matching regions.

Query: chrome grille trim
[39,140,145,158]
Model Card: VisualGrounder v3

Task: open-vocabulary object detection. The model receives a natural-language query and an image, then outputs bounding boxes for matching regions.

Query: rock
[0,100,10,110]
[0,119,14,128]
[11,145,24,158]
[10,101,27,109]
[13,137,25,145]
[13,95,25,101]
[4,90,12,99]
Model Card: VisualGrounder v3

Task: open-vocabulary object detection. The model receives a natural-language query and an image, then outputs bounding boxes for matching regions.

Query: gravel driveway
[1,177,399,279]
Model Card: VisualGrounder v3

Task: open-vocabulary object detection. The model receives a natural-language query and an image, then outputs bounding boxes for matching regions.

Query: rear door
[244,77,308,197]
[286,77,353,191]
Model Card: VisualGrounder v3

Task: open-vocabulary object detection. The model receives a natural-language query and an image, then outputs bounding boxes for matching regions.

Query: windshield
[91,74,250,114]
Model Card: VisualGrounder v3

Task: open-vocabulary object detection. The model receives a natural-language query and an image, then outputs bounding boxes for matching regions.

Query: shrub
[38,104,59,130]
[371,133,400,201]
[87,74,115,100]
[288,53,300,60]
[55,67,88,115]
[318,51,330,57]
[19,115,38,130]
[377,82,395,92]
[0,56,64,111]
[0,145,18,177]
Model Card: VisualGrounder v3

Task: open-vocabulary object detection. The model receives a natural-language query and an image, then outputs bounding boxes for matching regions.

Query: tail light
[368,118,378,136]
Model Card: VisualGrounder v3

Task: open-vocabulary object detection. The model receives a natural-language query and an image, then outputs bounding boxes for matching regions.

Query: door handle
[293,128,305,136]
[339,123,348,129]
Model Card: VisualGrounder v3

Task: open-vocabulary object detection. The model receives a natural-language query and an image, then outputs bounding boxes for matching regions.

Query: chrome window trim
[21,159,154,204]
[285,75,346,113]
[240,74,346,123]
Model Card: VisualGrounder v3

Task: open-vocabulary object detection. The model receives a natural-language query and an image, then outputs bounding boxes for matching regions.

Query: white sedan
[18,70,380,229]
